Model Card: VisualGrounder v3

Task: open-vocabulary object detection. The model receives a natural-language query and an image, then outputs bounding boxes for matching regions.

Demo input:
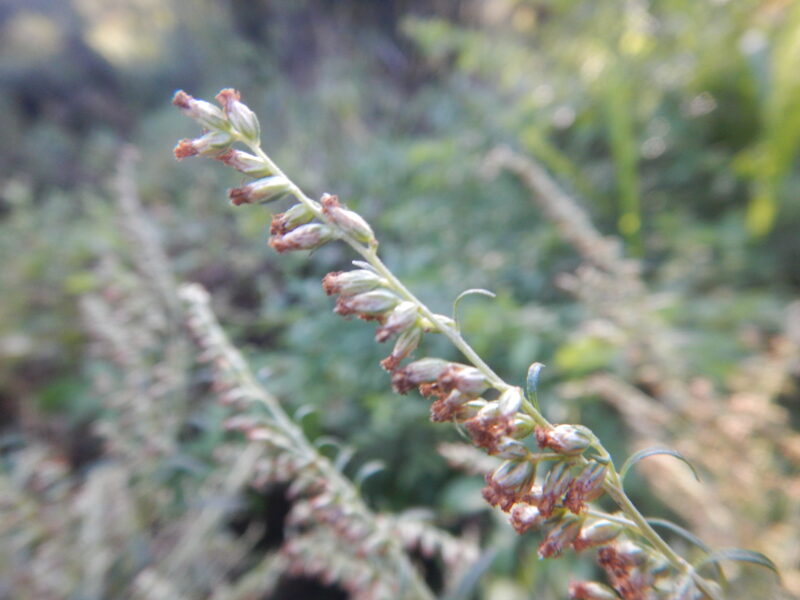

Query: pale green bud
[216,88,260,142]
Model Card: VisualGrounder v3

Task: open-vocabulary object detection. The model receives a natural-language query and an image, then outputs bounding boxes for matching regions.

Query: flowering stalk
[173,89,730,600]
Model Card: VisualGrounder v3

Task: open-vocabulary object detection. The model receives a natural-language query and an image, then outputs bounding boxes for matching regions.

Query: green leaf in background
[554,336,616,375]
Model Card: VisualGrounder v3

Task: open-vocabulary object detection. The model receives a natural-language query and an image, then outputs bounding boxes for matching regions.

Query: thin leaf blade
[619,447,700,483]
[452,288,496,326]
[354,460,386,488]
[697,548,780,578]
[526,362,545,411]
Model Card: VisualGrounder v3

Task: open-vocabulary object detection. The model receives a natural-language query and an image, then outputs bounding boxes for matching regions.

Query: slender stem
[243,136,717,599]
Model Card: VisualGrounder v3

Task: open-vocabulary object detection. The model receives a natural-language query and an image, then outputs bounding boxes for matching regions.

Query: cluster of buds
[174,92,721,600]
[322,269,437,371]
[568,537,711,600]
[174,89,378,255]
[389,355,621,563]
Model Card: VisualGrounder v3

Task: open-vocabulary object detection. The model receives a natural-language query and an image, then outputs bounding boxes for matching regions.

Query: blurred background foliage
[1,0,799,598]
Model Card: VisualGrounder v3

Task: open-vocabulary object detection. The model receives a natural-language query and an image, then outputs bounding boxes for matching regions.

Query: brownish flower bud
[564,461,607,514]
[508,503,544,534]
[216,88,260,141]
[174,131,233,159]
[173,90,229,130]
[536,424,594,456]
[482,459,535,512]
[429,389,471,422]
[216,148,272,177]
[465,406,516,453]
[438,364,489,396]
[269,223,334,253]
[322,269,385,296]
[538,514,584,558]
[568,581,620,600]
[375,302,418,342]
[321,193,375,244]
[229,175,290,205]
[334,290,400,319]
[391,358,452,394]
[380,326,422,372]
[271,203,316,235]
[572,519,621,552]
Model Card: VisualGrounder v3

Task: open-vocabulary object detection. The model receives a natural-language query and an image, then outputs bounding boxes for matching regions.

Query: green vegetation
[1,1,798,599]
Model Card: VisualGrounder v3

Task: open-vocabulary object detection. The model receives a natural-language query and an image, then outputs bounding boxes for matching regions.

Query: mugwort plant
[173,88,777,600]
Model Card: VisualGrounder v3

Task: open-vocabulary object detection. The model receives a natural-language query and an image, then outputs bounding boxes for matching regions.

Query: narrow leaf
[354,460,385,488]
[453,288,496,326]
[647,518,712,553]
[334,445,356,472]
[526,362,545,412]
[293,404,316,424]
[313,436,343,452]
[697,548,779,576]
[619,447,700,483]
[442,549,497,600]
[647,518,724,582]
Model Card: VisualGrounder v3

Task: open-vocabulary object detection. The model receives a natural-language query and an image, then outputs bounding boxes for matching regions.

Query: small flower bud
[536,424,594,456]
[482,459,536,512]
[429,389,470,422]
[216,148,272,177]
[322,269,385,296]
[510,415,535,439]
[438,365,489,396]
[174,130,233,159]
[454,398,488,420]
[568,581,620,600]
[271,203,316,236]
[269,223,335,253]
[380,326,422,372]
[493,438,530,460]
[509,503,544,534]
[616,540,650,567]
[375,302,419,342]
[539,461,575,517]
[216,88,260,142]
[565,461,607,514]
[465,403,516,453]
[229,175,290,206]
[173,90,229,130]
[391,358,452,394]
[572,519,621,552]
[334,290,400,319]
[539,513,584,558]
[321,194,375,244]
[497,387,523,416]
[420,313,457,332]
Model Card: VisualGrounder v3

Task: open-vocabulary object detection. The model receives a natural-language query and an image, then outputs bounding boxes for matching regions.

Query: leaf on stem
[355,460,386,488]
[619,447,700,483]
[334,445,356,472]
[696,548,780,578]
[647,518,725,582]
[526,362,545,412]
[294,404,317,424]
[452,288,496,328]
